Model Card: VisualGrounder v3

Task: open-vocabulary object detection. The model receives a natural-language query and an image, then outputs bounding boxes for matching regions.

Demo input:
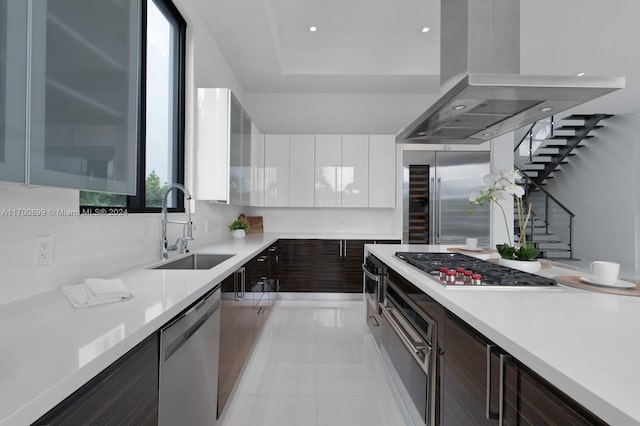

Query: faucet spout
[161,183,194,260]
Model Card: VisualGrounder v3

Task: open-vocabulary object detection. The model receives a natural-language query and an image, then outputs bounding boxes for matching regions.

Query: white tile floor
[219,299,412,426]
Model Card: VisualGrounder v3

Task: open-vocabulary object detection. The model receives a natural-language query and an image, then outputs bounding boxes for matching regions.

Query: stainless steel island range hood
[397,0,625,144]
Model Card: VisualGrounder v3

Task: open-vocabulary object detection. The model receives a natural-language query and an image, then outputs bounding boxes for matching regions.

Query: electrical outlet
[35,235,54,266]
[204,220,209,233]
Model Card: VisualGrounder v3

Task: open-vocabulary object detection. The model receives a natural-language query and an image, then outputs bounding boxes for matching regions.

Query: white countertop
[366,244,640,426]
[0,232,399,425]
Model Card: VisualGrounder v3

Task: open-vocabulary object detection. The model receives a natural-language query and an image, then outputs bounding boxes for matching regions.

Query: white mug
[465,238,478,250]
[590,261,620,284]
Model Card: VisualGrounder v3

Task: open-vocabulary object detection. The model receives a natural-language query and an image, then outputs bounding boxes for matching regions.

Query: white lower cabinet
[264,134,290,207]
[289,134,315,207]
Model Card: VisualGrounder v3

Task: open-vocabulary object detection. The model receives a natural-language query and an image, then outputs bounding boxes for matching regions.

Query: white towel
[84,278,132,299]
[62,279,133,309]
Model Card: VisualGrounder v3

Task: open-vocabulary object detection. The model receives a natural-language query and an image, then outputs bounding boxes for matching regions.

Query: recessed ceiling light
[452,105,466,111]
[309,26,317,32]
[540,107,553,113]
[577,72,585,77]
[482,133,493,137]
[422,27,430,33]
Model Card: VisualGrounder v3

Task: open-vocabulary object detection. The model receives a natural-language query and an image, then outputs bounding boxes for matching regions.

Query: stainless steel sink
[152,253,235,270]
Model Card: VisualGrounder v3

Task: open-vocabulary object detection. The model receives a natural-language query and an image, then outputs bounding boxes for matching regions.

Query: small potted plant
[228,218,249,239]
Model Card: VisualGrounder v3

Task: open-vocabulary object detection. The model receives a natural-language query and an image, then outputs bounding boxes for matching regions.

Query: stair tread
[555,125,603,130]
[544,144,585,149]
[545,135,593,140]
[564,114,613,120]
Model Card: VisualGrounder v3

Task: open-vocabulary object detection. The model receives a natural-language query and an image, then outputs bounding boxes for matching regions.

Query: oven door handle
[362,264,383,282]
[381,304,431,374]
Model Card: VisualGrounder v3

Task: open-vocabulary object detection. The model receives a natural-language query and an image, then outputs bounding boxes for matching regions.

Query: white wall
[0,0,245,304]
[542,113,640,272]
[521,0,640,114]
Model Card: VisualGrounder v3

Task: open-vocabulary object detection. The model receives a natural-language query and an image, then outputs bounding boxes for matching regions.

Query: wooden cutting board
[244,216,263,234]
[447,247,497,255]
[554,275,640,296]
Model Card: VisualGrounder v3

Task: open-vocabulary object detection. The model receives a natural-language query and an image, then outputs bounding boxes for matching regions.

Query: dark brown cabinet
[218,272,241,417]
[279,239,399,293]
[442,312,499,425]
[34,333,159,425]
[244,248,271,335]
[279,239,316,292]
[442,312,606,426]
[501,356,607,426]
[217,247,277,418]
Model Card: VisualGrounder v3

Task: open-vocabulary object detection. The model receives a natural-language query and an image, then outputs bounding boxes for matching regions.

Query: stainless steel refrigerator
[402,150,490,246]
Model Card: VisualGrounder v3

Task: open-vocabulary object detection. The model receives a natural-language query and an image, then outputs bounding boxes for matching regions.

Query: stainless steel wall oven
[381,270,438,426]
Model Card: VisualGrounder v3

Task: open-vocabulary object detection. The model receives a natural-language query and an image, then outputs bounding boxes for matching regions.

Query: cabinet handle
[238,267,246,298]
[343,240,347,257]
[258,256,267,262]
[437,177,442,239]
[486,344,499,420]
[339,240,343,257]
[269,246,277,252]
[234,268,241,300]
[438,346,445,425]
[499,353,513,426]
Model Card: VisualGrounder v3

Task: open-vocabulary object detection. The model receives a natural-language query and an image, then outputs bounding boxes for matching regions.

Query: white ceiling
[192,0,441,94]
[187,0,640,134]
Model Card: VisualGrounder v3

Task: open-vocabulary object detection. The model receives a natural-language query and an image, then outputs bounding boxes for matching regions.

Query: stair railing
[514,122,537,161]
[513,116,555,167]
[516,169,575,259]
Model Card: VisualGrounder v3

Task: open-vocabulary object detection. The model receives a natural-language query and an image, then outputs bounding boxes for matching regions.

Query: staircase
[513,114,614,260]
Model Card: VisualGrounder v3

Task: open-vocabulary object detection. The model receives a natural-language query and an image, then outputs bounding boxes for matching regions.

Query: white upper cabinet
[229,94,252,205]
[264,134,290,207]
[289,134,315,207]
[0,0,28,184]
[250,122,264,207]
[196,88,253,205]
[255,133,396,208]
[341,135,369,207]
[196,88,229,201]
[315,134,342,207]
[27,0,140,193]
[368,134,396,207]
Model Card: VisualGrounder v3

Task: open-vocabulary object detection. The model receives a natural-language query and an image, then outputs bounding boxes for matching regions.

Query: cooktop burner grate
[395,252,557,287]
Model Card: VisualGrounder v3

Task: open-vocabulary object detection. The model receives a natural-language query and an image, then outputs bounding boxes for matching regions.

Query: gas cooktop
[395,252,557,287]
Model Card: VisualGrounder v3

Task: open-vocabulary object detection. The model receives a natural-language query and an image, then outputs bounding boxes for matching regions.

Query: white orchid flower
[504,183,524,198]
[483,174,498,185]
[468,192,480,203]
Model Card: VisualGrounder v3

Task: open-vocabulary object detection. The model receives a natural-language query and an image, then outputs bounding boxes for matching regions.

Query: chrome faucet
[161,183,194,260]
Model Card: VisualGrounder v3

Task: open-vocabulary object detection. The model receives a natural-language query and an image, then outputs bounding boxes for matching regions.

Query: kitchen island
[366,243,640,425]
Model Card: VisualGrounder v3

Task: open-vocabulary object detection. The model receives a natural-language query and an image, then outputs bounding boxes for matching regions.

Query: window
[80,0,185,213]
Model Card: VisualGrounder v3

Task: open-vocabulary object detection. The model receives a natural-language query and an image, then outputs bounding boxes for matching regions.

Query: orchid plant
[468,170,539,261]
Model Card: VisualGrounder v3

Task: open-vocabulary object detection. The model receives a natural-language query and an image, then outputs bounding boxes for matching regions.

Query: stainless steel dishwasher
[159,287,221,426]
